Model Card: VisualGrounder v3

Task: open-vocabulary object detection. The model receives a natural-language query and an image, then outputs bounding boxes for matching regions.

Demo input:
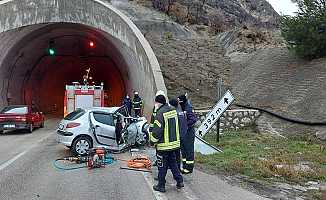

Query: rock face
[146,35,232,107]
[111,0,232,107]
[151,0,279,29]
[218,27,285,57]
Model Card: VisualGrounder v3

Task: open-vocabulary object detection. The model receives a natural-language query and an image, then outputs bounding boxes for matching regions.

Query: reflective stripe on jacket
[132,96,143,109]
[150,104,180,151]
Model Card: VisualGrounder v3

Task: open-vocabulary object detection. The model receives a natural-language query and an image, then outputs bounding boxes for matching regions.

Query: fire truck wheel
[40,121,44,128]
[72,136,92,156]
[28,124,33,133]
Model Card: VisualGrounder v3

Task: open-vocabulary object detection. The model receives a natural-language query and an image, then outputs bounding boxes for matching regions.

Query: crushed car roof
[86,107,121,113]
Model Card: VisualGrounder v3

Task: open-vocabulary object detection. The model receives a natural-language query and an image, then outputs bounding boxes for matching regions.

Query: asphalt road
[0,118,269,200]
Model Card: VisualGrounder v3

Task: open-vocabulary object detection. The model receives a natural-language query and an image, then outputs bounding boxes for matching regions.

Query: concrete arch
[0,0,166,117]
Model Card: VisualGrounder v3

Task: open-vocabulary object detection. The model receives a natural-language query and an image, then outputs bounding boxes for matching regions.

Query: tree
[281,0,326,59]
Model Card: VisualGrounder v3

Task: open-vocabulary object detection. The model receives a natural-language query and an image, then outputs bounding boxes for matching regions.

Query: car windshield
[64,108,85,120]
[0,106,28,114]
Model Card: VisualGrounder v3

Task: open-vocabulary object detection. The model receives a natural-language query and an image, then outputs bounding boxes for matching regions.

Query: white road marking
[0,131,53,171]
[142,172,200,200]
[0,150,28,171]
[178,184,200,200]
[142,172,169,200]
[0,0,12,5]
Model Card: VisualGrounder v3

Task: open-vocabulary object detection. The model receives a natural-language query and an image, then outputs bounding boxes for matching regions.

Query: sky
[266,0,299,16]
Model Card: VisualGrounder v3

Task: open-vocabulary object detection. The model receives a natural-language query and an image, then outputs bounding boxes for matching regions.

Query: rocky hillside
[146,35,231,108]
[112,0,232,107]
[149,0,279,30]
[126,0,326,136]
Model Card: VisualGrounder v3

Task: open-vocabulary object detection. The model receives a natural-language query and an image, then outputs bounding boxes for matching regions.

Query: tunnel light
[48,48,55,56]
[89,41,95,48]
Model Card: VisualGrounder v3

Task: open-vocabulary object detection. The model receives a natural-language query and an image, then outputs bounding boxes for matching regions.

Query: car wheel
[0,130,3,134]
[72,136,92,156]
[136,124,149,146]
[28,124,33,133]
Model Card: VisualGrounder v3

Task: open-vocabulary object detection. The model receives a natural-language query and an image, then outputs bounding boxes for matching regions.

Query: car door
[90,111,116,146]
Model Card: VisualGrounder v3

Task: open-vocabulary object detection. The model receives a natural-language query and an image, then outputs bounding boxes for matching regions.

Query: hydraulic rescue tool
[53,147,114,170]
[53,148,152,172]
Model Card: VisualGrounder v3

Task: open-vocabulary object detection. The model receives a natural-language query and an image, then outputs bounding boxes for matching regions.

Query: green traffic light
[48,48,55,56]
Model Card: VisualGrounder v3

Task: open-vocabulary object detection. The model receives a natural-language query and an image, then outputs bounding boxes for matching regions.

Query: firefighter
[149,90,166,170]
[151,94,184,193]
[132,91,142,117]
[178,93,198,174]
[122,95,132,116]
[169,98,187,171]
[149,90,166,140]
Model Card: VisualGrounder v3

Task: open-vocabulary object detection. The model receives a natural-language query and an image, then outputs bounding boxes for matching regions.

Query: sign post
[196,90,234,138]
[216,78,223,142]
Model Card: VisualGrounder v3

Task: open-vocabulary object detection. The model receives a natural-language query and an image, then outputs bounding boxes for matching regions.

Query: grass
[196,129,326,184]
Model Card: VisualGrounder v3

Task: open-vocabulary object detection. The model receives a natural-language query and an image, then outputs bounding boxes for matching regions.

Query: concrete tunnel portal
[0,0,167,117]
[2,23,127,115]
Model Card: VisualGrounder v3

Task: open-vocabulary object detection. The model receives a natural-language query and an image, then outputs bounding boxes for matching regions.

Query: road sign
[194,136,222,155]
[196,90,234,138]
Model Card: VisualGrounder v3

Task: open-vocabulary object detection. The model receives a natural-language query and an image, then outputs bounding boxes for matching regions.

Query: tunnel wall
[0,24,49,107]
[0,0,167,117]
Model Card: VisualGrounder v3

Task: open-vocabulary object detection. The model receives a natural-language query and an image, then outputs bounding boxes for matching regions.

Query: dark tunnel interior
[0,23,128,116]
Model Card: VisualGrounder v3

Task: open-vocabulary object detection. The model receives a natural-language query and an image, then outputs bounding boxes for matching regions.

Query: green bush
[281,0,326,59]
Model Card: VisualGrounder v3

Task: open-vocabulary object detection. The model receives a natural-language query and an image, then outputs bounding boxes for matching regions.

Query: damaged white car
[56,106,149,155]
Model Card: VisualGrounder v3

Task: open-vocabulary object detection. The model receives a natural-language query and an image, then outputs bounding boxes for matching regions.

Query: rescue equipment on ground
[53,148,151,172]
[86,148,114,169]
[118,155,152,173]
[53,147,114,171]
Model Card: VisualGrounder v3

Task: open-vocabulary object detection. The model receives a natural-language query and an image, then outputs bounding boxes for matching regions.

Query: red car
[0,105,45,133]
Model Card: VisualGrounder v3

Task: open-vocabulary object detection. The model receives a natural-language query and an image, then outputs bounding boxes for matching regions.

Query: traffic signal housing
[48,40,55,56]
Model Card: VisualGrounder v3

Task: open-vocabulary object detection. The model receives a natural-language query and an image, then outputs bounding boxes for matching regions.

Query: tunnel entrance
[0,0,168,118]
[1,23,127,116]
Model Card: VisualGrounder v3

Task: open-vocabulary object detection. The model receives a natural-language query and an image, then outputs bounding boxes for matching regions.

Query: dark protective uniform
[149,106,157,132]
[175,106,187,171]
[150,104,183,188]
[122,97,132,116]
[115,117,123,145]
[149,106,157,146]
[180,101,197,173]
[132,95,143,117]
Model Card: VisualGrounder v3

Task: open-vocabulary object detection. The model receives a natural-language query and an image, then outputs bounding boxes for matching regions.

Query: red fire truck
[64,82,104,116]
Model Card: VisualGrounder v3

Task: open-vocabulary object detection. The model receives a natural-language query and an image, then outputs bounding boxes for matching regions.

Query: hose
[53,156,116,171]
[235,103,326,126]
[53,159,88,171]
